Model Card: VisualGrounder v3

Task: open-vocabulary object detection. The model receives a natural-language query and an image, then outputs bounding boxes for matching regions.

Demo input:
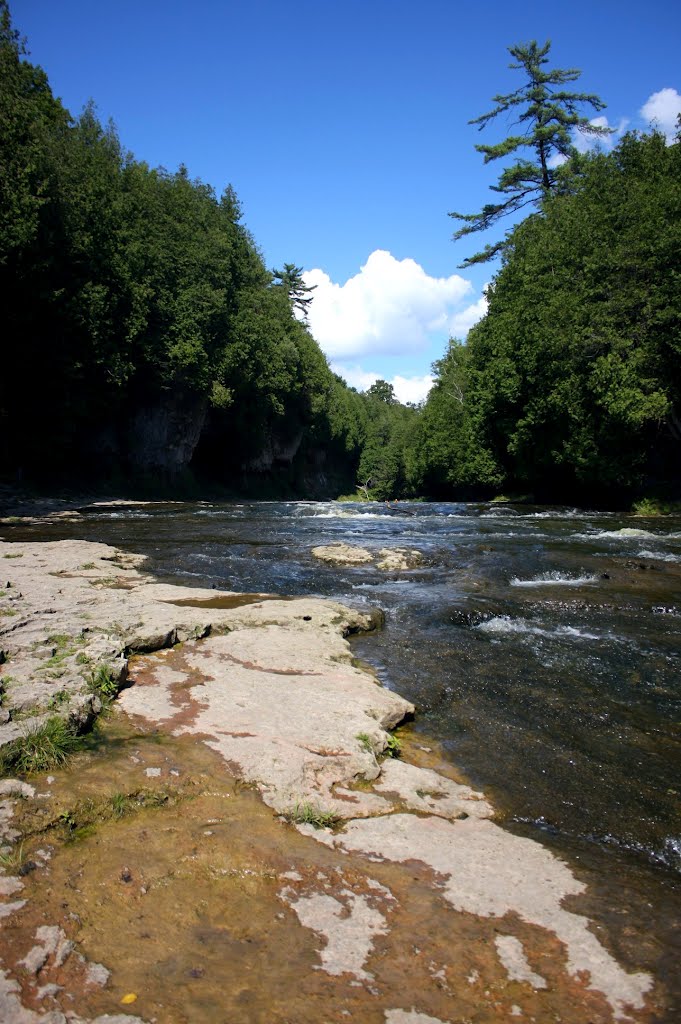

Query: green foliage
[366,380,397,405]
[356,732,374,754]
[383,733,401,758]
[419,130,681,500]
[411,340,503,497]
[357,729,401,758]
[271,263,316,320]
[357,384,421,500]
[451,40,610,266]
[283,802,339,829]
[471,130,679,492]
[87,664,119,704]
[0,3,365,494]
[630,497,681,516]
[0,716,82,775]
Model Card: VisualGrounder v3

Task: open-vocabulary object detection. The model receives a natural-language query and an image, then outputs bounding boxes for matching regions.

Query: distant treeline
[1,2,679,502]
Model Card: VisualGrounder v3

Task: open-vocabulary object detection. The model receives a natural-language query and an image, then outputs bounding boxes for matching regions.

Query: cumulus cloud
[391,374,434,404]
[448,291,488,337]
[330,363,434,405]
[572,115,630,154]
[329,363,378,393]
[640,88,681,142]
[302,250,473,360]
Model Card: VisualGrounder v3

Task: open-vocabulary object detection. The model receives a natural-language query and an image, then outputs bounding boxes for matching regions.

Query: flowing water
[5,498,681,999]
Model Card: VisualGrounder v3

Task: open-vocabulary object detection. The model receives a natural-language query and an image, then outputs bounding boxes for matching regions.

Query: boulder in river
[312,544,422,570]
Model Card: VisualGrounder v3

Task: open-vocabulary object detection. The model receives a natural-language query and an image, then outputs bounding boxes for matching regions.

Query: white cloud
[302,250,473,360]
[329,363,434,405]
[448,291,488,337]
[329,363,378,393]
[640,88,681,142]
[391,374,434,405]
[573,115,630,154]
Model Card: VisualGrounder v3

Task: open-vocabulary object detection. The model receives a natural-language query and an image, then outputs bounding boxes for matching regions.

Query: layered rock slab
[0,538,659,1023]
[123,628,653,1022]
[0,538,380,746]
[311,543,423,570]
[121,626,414,817]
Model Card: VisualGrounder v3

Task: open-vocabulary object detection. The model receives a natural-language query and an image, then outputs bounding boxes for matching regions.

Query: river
[7,498,681,1001]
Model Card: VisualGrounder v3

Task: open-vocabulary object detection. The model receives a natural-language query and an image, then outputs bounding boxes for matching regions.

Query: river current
[7,498,681,994]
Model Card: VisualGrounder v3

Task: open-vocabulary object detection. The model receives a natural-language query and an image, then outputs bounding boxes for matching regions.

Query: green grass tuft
[0,842,25,871]
[0,716,82,775]
[87,664,119,704]
[283,802,339,829]
[356,731,374,753]
[47,690,70,710]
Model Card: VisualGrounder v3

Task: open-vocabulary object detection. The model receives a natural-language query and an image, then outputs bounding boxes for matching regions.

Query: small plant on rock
[47,690,70,710]
[0,717,82,775]
[384,733,401,758]
[109,791,132,818]
[356,732,374,754]
[283,802,339,830]
[0,842,25,871]
[87,664,119,704]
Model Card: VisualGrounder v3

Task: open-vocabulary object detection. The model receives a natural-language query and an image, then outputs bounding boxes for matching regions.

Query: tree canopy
[0,1,365,494]
[424,129,680,498]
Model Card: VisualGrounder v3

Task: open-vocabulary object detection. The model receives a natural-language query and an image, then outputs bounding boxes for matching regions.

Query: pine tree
[272,262,316,320]
[450,40,611,266]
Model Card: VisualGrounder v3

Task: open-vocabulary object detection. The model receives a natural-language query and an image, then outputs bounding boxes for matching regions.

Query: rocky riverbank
[0,536,662,1022]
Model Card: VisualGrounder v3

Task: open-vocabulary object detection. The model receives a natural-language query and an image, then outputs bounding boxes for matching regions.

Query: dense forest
[415,128,681,502]
[0,2,369,497]
[1,5,679,502]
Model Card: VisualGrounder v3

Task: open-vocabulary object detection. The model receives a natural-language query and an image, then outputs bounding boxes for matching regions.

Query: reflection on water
[4,497,681,994]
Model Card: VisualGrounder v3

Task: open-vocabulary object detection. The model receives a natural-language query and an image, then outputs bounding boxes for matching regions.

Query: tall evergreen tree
[450,40,611,266]
[272,262,316,320]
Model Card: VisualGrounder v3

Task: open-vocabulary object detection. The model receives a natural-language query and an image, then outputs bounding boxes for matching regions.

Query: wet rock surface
[1,718,662,1024]
[0,538,668,1023]
[312,543,423,570]
[0,538,377,748]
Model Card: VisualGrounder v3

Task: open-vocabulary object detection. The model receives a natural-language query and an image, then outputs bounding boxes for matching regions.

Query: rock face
[127,391,207,473]
[242,423,305,472]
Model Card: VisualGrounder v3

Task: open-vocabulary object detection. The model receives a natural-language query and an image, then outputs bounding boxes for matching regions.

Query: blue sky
[12,0,681,402]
